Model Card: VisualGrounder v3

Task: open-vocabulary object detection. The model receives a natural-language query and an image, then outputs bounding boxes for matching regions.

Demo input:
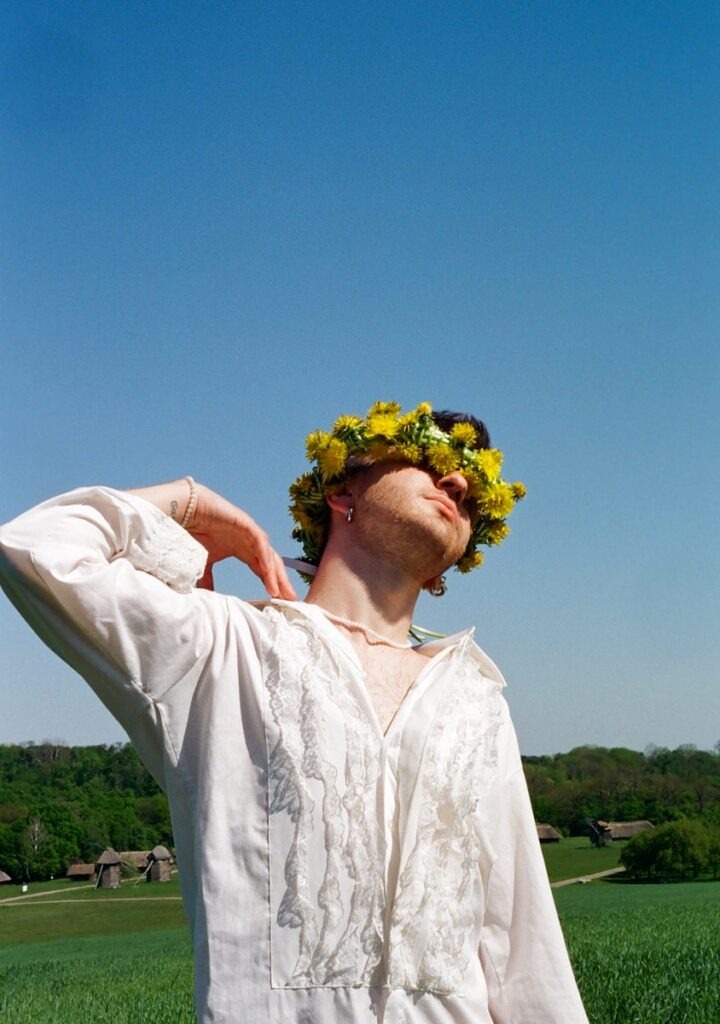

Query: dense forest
[1,740,719,881]
[524,742,720,833]
[0,743,172,881]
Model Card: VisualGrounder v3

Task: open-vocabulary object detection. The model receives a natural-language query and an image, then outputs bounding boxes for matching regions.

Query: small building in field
[146,845,173,883]
[95,848,122,888]
[120,850,152,872]
[0,869,11,885]
[536,824,562,843]
[66,859,96,881]
[590,820,654,846]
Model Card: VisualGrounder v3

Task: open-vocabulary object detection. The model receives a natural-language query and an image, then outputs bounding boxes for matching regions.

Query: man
[0,401,589,1023]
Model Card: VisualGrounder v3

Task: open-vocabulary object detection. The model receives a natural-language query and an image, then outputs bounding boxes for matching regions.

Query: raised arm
[0,481,294,784]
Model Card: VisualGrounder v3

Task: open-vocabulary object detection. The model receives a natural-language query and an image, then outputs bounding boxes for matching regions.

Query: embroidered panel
[263,609,385,989]
[386,660,503,994]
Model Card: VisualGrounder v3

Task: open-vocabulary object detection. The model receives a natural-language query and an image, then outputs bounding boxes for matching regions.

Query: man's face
[346,461,473,582]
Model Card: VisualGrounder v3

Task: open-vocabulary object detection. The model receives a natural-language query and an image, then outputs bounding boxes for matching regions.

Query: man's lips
[426,495,458,521]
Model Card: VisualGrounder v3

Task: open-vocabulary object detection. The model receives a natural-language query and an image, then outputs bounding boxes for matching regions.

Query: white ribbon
[282,557,318,577]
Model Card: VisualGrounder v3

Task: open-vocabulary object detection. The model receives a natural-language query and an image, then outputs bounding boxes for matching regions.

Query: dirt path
[1,868,179,906]
[0,882,96,905]
[1,896,182,906]
[551,866,626,888]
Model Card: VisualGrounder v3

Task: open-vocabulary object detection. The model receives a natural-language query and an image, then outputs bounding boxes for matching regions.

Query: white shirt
[0,487,589,1024]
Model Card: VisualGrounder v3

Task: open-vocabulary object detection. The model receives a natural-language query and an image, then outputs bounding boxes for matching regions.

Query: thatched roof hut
[66,860,96,881]
[95,848,122,889]
[147,844,173,883]
[591,820,654,845]
[149,845,171,861]
[0,869,11,884]
[120,850,152,871]
[536,823,562,843]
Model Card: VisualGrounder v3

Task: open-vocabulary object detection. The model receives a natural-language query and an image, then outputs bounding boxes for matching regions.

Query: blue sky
[1,1,718,755]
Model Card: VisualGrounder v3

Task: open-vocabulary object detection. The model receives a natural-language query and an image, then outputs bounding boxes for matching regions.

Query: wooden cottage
[146,845,173,883]
[120,850,152,872]
[0,869,11,885]
[590,820,654,846]
[66,859,96,881]
[536,823,562,843]
[95,848,122,889]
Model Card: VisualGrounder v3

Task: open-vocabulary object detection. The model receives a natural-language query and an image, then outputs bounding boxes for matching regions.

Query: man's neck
[304,548,421,645]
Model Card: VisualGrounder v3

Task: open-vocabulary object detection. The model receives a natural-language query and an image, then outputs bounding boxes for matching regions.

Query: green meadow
[541,834,623,882]
[1,851,719,1024]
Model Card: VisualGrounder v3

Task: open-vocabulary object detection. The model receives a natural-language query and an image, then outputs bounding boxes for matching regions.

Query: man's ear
[325,489,353,518]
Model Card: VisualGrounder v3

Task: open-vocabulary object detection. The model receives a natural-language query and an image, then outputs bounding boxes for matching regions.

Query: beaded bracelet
[180,476,198,528]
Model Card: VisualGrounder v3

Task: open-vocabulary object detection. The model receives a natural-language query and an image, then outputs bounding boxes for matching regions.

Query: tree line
[524,742,720,835]
[1,740,719,882]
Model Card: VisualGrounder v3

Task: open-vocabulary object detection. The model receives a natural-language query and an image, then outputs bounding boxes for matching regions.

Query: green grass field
[540,835,623,882]
[557,879,720,1023]
[2,869,719,1023]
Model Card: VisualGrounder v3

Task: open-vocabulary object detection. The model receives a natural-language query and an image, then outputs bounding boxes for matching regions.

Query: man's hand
[126,479,297,599]
[189,485,296,598]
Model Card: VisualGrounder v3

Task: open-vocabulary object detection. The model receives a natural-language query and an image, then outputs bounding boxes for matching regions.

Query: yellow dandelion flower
[458,551,484,573]
[289,505,314,531]
[366,412,401,439]
[428,443,460,475]
[305,430,332,461]
[317,438,348,479]
[395,442,423,465]
[474,448,503,480]
[511,481,527,500]
[463,470,485,499]
[398,411,418,428]
[487,521,510,545]
[368,400,402,418]
[414,402,432,417]
[333,414,363,436]
[480,481,515,519]
[450,422,477,447]
[289,472,316,498]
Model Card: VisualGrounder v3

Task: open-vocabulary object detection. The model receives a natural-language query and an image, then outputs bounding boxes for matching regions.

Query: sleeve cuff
[121,496,208,594]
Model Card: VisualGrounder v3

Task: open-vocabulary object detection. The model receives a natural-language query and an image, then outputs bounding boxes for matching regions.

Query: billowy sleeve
[0,486,212,787]
[479,703,589,1023]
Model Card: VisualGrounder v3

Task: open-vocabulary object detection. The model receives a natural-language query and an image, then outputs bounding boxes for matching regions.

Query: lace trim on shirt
[387,660,504,994]
[125,513,206,594]
[264,608,385,989]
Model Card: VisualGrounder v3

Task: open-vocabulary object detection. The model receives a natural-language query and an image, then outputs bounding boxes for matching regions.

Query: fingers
[252,537,297,600]
[189,494,298,600]
[273,550,298,600]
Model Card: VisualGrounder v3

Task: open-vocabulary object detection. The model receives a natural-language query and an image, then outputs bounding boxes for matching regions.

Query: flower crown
[289,401,526,581]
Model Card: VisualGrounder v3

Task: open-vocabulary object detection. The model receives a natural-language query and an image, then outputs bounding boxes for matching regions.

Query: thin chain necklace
[317,607,413,650]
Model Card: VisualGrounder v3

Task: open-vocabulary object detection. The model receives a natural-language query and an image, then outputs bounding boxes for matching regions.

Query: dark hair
[432,410,490,449]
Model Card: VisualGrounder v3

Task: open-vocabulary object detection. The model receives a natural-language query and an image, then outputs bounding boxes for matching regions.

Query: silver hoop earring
[428,576,447,597]
[345,507,354,523]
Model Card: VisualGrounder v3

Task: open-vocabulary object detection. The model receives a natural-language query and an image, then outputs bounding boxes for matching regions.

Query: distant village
[3,739,718,886]
[1,844,174,888]
[1,824,658,888]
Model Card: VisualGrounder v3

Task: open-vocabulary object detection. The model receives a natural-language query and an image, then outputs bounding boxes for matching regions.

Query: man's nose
[437,472,468,504]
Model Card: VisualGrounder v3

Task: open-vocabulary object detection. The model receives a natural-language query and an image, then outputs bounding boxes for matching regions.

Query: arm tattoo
[170,499,179,520]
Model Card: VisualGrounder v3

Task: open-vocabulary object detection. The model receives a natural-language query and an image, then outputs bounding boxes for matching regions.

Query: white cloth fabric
[0,487,589,1024]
